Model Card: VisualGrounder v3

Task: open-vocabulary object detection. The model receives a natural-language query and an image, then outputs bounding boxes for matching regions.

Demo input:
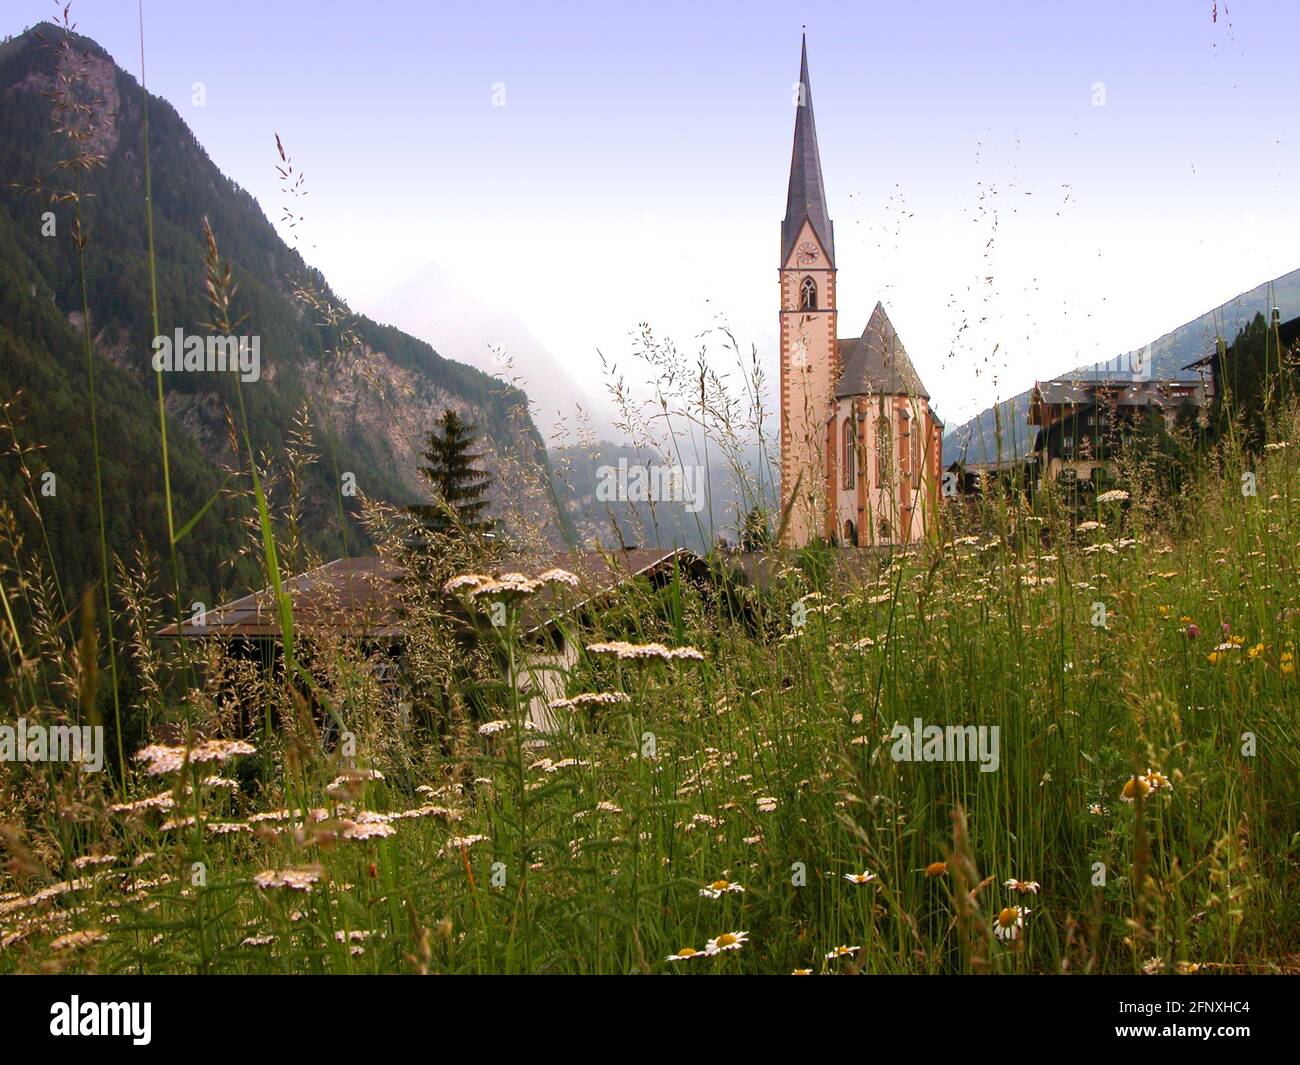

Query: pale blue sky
[7,1,1299,429]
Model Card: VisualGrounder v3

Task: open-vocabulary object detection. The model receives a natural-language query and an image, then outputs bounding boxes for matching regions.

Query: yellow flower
[791,968,813,975]
[705,930,749,955]
[1121,776,1151,803]
[924,861,948,877]
[995,906,1029,941]
[1247,642,1265,660]
[1157,605,1170,618]
[666,946,704,962]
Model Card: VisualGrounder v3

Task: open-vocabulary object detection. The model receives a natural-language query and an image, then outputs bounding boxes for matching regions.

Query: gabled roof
[1028,378,1208,426]
[781,35,835,268]
[836,302,928,399]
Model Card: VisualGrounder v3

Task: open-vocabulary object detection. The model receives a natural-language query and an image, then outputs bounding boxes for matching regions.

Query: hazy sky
[8,0,1299,429]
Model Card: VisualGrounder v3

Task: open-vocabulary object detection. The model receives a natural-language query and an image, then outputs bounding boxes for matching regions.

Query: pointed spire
[782,34,834,268]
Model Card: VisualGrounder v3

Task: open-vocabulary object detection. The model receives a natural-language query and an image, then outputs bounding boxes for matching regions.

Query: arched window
[878,517,892,543]
[844,519,858,547]
[876,415,892,484]
[842,418,856,489]
[911,422,923,490]
[799,276,817,310]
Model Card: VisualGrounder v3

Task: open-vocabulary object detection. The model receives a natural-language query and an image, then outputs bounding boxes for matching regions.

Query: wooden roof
[154,548,700,640]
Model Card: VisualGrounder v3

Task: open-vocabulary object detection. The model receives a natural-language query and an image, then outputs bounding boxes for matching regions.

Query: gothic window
[876,416,892,485]
[911,423,922,490]
[842,418,856,489]
[799,276,817,311]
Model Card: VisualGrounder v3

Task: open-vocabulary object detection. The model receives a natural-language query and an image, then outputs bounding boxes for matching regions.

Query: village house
[156,548,707,734]
[1028,376,1209,489]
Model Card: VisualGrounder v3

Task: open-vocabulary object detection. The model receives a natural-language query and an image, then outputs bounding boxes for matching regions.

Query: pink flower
[1186,624,1200,639]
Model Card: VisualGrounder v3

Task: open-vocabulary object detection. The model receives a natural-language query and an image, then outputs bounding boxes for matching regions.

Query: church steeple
[782,34,834,268]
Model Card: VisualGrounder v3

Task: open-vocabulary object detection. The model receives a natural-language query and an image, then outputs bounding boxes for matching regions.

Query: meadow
[2,407,1297,975]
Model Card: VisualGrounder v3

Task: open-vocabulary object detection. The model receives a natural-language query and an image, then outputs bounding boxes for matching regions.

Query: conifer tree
[408,409,495,539]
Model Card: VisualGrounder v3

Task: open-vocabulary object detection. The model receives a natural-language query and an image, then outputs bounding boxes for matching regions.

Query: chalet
[1028,377,1209,488]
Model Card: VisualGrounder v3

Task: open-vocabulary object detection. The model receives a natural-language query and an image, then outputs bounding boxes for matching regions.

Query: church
[779,38,942,548]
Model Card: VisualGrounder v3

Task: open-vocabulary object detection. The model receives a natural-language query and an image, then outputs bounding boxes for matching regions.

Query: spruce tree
[408,409,495,539]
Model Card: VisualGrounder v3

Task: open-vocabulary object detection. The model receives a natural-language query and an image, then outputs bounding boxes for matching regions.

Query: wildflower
[478,720,511,735]
[843,870,876,885]
[469,573,541,598]
[551,691,630,709]
[924,861,947,877]
[1144,769,1172,793]
[1247,642,1266,661]
[1076,521,1102,533]
[341,820,396,841]
[700,879,744,899]
[50,929,108,951]
[1088,803,1108,816]
[994,906,1029,941]
[705,930,749,954]
[240,934,277,947]
[71,855,117,870]
[792,968,813,975]
[133,739,256,776]
[1185,623,1200,639]
[1097,489,1129,504]
[756,796,778,813]
[1120,775,1151,803]
[1264,441,1290,451]
[825,944,860,960]
[442,573,491,593]
[1004,879,1040,894]
[536,568,580,587]
[253,866,325,892]
[446,834,487,851]
[666,946,705,961]
[1281,650,1294,675]
[586,640,704,662]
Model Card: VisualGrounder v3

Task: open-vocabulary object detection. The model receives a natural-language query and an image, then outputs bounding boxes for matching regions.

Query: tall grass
[1,393,1297,972]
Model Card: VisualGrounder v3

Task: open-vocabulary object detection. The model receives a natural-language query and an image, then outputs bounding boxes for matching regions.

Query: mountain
[0,23,565,604]
[942,266,1300,464]
[368,262,618,441]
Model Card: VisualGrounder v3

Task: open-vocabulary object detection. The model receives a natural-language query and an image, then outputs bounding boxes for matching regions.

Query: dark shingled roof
[836,302,929,399]
[781,35,835,268]
[154,549,702,640]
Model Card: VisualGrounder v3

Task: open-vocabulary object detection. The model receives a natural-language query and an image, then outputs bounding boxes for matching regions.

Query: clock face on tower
[795,241,820,265]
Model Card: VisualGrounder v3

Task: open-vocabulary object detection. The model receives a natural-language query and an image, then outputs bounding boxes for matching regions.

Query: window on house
[800,276,817,311]
[877,517,891,542]
[844,519,858,547]
[842,418,855,489]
